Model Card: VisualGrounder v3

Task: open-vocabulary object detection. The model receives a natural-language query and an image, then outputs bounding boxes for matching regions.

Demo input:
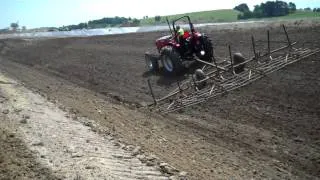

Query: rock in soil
[159,162,178,175]
[22,114,30,120]
[131,146,141,156]
[20,119,27,124]
[2,109,9,114]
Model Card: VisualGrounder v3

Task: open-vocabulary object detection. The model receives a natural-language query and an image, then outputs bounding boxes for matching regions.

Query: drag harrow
[147,25,320,113]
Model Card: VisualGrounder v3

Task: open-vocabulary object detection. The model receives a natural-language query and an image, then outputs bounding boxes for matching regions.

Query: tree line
[312,8,320,12]
[58,15,164,31]
[302,7,320,12]
[58,16,141,31]
[234,1,297,19]
[7,22,26,31]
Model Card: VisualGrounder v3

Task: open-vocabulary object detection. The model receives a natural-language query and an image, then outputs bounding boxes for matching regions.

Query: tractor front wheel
[161,46,183,75]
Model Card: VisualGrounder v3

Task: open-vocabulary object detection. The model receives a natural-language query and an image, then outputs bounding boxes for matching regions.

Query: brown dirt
[0,21,319,179]
[0,73,169,180]
[0,114,60,180]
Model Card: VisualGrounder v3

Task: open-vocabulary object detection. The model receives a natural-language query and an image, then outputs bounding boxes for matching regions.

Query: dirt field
[0,20,320,179]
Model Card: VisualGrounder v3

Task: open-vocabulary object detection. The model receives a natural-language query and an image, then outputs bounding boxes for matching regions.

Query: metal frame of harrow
[147,25,320,113]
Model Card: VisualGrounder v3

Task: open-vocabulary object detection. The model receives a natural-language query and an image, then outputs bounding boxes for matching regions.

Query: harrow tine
[147,79,157,105]
[282,24,292,48]
[252,36,258,61]
[228,45,236,75]
[209,84,216,95]
[202,65,207,71]
[167,101,175,110]
[267,30,271,56]
[285,54,289,62]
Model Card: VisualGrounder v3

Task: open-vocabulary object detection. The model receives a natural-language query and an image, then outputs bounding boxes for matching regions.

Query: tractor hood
[157,35,172,41]
[155,35,172,50]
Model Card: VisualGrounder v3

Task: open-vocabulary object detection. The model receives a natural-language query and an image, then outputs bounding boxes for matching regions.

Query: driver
[176,25,190,56]
[176,25,184,43]
[176,26,184,36]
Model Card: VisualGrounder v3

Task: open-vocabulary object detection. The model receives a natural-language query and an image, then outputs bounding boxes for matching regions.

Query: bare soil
[0,71,169,179]
[0,115,59,180]
[0,20,319,179]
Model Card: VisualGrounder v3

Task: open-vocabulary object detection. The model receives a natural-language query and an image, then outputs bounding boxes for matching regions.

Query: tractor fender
[169,42,181,48]
[157,42,181,52]
[159,42,180,52]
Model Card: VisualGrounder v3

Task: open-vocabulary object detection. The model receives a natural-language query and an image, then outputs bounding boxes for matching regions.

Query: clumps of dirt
[19,85,185,179]
[62,105,186,179]
[0,116,59,179]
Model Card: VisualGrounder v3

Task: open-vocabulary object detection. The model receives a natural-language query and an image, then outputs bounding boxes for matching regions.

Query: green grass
[254,11,320,21]
[140,9,240,25]
[279,11,320,19]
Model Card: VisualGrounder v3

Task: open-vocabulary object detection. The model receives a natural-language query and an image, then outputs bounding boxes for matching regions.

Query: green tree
[253,1,289,17]
[132,18,140,25]
[155,15,161,22]
[288,2,296,13]
[237,1,290,20]
[253,4,264,18]
[78,23,88,29]
[274,1,289,16]
[10,22,19,30]
[234,3,250,13]
[304,7,311,11]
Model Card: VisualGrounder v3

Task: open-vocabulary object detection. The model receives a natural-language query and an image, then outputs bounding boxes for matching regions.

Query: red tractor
[145,16,213,75]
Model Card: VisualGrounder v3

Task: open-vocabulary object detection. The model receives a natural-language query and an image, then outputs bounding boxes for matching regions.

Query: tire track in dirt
[0,71,168,180]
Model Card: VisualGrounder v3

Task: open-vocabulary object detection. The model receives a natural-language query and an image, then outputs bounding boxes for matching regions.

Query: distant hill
[140,9,241,25]
[140,9,320,26]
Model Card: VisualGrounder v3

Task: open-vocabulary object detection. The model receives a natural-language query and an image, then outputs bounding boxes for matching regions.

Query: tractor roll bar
[171,16,194,33]
[166,17,173,35]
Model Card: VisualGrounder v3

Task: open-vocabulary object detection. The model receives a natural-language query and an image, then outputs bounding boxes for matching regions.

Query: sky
[1,0,319,29]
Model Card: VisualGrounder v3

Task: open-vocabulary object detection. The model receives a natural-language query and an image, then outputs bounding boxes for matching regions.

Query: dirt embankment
[0,21,320,179]
[0,71,170,179]
[0,115,59,180]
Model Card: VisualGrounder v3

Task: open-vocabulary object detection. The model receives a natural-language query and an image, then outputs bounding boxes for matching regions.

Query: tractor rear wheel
[145,52,159,72]
[233,53,245,74]
[161,46,183,75]
[199,36,213,62]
